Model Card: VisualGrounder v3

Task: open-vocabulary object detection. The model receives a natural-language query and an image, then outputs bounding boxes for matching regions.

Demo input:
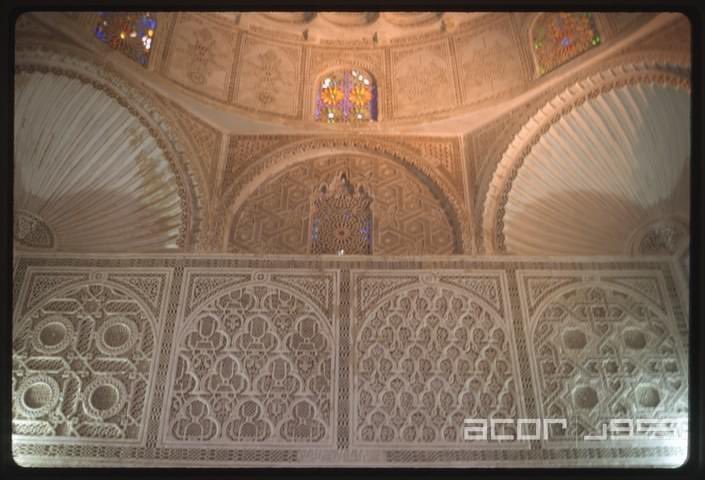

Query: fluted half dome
[14,70,186,252]
[502,82,689,255]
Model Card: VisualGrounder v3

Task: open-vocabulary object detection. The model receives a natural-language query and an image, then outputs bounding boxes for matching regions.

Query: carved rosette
[627,218,689,255]
[14,210,55,250]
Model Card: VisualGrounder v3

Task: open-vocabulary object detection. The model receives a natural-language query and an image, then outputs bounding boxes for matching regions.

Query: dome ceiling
[152,11,530,127]
[78,11,660,130]
[13,12,691,258]
[20,11,670,133]
[14,70,186,252]
[228,12,479,42]
[500,82,689,255]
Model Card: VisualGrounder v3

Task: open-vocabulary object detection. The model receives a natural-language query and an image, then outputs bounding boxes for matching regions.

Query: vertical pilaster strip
[144,261,183,448]
[337,268,351,449]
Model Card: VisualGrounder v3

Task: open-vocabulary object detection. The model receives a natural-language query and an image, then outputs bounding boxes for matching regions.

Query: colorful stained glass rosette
[95,12,157,67]
[533,12,600,75]
[315,69,378,124]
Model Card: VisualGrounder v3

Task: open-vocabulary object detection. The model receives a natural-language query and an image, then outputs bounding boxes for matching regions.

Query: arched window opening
[95,12,157,67]
[310,172,372,255]
[315,69,378,124]
[532,12,600,76]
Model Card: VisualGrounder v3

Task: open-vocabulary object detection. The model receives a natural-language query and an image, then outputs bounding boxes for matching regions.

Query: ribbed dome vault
[500,82,689,255]
[14,71,185,252]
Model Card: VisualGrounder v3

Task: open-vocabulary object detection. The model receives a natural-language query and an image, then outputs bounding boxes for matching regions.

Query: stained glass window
[310,172,372,255]
[532,12,600,76]
[95,12,157,67]
[315,69,378,124]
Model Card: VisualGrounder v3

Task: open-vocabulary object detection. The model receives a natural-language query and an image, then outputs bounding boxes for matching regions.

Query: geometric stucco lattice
[351,270,525,448]
[161,268,338,447]
[229,155,457,255]
[393,137,466,199]
[518,271,688,449]
[216,133,474,254]
[12,268,172,444]
[167,99,224,196]
[12,255,688,467]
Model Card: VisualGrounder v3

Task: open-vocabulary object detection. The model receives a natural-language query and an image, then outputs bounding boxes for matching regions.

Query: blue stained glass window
[95,12,157,67]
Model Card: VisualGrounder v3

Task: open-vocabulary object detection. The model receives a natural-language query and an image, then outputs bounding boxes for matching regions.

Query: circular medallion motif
[16,375,60,418]
[32,315,74,354]
[82,376,127,419]
[95,316,139,355]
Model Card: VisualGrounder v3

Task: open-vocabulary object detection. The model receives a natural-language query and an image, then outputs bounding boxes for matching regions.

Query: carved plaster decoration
[517,270,687,450]
[12,267,172,443]
[29,11,662,126]
[627,218,689,255]
[483,63,690,255]
[235,36,301,117]
[229,155,456,255]
[164,99,223,197]
[14,211,55,250]
[391,41,457,117]
[219,136,472,254]
[12,255,688,467]
[309,172,373,255]
[617,15,691,69]
[352,271,522,445]
[13,50,203,252]
[163,271,336,446]
[162,13,237,102]
[453,14,529,106]
[259,13,316,25]
[186,28,218,85]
